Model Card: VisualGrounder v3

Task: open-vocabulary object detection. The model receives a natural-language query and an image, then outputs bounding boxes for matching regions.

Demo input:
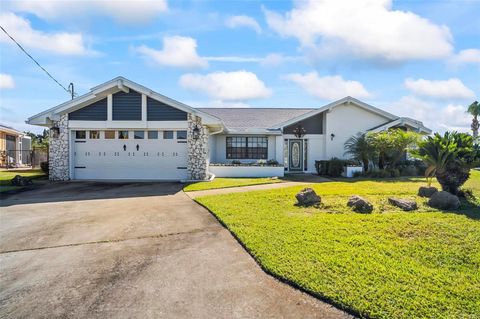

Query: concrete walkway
[186,181,309,198]
[0,182,352,319]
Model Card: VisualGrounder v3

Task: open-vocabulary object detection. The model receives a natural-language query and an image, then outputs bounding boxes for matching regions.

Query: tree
[24,130,49,148]
[344,133,376,171]
[367,129,421,169]
[412,131,479,195]
[467,101,480,138]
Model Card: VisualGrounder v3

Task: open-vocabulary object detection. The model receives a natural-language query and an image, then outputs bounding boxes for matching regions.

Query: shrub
[328,158,345,177]
[399,165,417,176]
[412,131,480,195]
[40,161,49,173]
[315,160,329,175]
[231,160,241,165]
[266,159,279,166]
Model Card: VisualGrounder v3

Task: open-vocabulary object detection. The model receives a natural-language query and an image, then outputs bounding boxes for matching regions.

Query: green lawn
[183,177,282,192]
[0,169,46,192]
[196,172,480,319]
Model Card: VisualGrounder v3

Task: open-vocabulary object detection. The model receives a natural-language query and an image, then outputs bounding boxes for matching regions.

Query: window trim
[226,136,268,160]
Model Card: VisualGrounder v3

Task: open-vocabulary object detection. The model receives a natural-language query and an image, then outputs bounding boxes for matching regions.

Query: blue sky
[1,0,479,134]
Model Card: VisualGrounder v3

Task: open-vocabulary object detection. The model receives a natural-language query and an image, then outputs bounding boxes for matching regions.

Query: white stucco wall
[325,103,390,159]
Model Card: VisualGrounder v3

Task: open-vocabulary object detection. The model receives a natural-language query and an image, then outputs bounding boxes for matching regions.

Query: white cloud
[449,49,480,66]
[264,0,453,62]
[9,0,168,24]
[226,15,261,33]
[260,53,301,67]
[389,96,471,133]
[0,74,15,89]
[135,36,208,69]
[283,71,371,100]
[404,78,476,100]
[0,12,91,55]
[179,71,271,101]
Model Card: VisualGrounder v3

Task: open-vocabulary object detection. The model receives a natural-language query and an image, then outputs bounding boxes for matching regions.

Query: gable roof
[368,117,432,134]
[197,108,314,132]
[270,96,398,129]
[27,76,222,126]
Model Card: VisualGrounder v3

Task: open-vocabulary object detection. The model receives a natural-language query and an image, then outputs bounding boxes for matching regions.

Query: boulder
[427,191,461,210]
[418,186,438,198]
[295,188,321,206]
[347,195,373,213]
[388,197,418,211]
[11,175,33,186]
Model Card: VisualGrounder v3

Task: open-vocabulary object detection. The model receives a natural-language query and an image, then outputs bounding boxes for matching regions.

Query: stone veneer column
[49,114,70,181]
[187,113,208,180]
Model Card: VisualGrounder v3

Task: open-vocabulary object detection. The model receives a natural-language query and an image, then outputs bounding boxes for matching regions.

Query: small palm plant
[413,132,479,195]
[467,101,480,138]
[344,133,375,172]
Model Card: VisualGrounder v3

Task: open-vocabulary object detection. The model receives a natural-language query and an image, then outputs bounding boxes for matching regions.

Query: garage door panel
[74,138,188,180]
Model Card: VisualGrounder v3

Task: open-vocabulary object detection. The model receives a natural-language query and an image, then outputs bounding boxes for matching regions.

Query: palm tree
[467,101,480,138]
[344,133,375,172]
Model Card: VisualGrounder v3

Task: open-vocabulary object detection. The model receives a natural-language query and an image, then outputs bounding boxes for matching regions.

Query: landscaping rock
[388,197,418,211]
[427,191,461,210]
[10,175,33,186]
[418,186,438,198]
[295,188,321,206]
[347,195,373,213]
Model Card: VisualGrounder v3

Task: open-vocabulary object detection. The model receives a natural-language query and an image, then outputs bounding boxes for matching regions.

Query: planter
[342,166,363,178]
[209,165,285,178]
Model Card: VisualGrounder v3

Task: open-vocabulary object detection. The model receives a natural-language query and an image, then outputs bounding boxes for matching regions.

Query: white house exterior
[27,77,431,181]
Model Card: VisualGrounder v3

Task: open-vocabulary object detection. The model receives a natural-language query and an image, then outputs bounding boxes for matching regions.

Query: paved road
[0,182,351,319]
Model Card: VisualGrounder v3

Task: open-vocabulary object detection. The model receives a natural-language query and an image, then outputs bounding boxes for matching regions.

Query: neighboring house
[27,77,431,181]
[0,124,32,167]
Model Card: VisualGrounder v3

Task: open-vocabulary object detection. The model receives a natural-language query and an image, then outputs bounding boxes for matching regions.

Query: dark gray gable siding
[283,112,324,134]
[112,90,142,121]
[68,98,107,121]
[147,97,187,121]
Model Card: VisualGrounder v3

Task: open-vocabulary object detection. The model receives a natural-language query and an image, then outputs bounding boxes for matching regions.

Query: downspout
[205,125,224,180]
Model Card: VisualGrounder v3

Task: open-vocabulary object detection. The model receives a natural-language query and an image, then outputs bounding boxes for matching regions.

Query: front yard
[184,177,282,192]
[196,171,480,319]
[0,169,46,193]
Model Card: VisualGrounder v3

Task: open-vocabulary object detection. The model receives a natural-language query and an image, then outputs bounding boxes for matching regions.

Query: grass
[196,171,480,319]
[183,177,282,192]
[0,169,46,193]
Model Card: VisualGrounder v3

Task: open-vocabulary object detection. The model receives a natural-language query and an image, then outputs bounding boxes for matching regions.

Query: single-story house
[0,124,32,167]
[27,77,431,181]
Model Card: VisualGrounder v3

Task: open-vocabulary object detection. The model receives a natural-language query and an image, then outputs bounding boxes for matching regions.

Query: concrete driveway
[0,182,351,319]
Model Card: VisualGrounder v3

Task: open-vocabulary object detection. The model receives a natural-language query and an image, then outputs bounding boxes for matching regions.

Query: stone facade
[49,114,70,181]
[187,113,209,180]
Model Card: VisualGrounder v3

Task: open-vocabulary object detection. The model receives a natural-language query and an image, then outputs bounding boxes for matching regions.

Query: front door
[289,139,303,171]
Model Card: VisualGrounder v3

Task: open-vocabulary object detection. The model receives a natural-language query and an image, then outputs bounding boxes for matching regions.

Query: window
[104,130,115,139]
[75,131,86,139]
[89,130,100,139]
[163,131,173,139]
[118,130,129,139]
[226,136,268,159]
[176,130,187,140]
[148,131,158,139]
[134,131,144,139]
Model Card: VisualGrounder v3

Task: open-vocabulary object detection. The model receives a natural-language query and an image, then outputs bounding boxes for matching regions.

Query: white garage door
[73,130,188,180]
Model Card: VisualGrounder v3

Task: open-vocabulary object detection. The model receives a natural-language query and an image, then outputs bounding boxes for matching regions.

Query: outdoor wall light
[192,125,201,139]
[50,126,60,138]
[330,133,335,141]
[293,125,306,138]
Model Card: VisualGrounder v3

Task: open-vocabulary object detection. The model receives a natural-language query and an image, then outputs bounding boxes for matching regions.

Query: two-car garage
[73,130,188,180]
